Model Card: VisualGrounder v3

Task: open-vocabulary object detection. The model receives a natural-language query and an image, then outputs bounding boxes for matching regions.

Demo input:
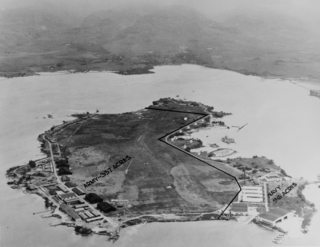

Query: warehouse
[72,187,86,196]
[257,208,292,226]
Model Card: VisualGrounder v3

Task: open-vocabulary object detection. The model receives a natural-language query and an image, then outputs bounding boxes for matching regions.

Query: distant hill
[1,4,320,81]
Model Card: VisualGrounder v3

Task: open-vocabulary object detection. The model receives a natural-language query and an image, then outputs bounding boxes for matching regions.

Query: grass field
[55,99,239,216]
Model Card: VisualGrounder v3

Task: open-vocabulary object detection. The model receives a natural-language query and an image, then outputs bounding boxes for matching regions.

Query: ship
[221,135,235,144]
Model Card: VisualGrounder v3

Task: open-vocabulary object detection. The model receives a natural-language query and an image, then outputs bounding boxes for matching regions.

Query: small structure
[259,173,282,182]
[221,135,235,144]
[310,90,320,98]
[97,202,116,213]
[257,208,292,226]
[72,187,86,196]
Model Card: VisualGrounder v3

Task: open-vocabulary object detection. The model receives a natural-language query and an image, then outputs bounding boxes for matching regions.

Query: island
[5,98,316,241]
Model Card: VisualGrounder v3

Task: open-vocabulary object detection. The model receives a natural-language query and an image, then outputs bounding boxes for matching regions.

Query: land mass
[1,4,320,82]
[5,98,316,240]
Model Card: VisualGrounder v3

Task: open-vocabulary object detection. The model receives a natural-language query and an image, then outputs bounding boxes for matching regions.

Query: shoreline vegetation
[1,63,320,87]
[4,98,318,241]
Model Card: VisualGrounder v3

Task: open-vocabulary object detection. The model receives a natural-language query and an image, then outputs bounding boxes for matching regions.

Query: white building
[257,208,292,226]
[259,173,282,182]
[240,186,263,203]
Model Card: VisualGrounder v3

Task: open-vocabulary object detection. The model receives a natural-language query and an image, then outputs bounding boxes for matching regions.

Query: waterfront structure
[240,186,263,203]
[257,208,292,226]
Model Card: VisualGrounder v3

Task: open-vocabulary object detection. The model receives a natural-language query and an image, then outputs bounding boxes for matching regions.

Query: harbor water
[1,65,320,246]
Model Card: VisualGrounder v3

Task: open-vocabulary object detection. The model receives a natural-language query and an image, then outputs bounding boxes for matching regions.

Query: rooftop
[231,203,248,212]
[72,187,86,195]
[259,208,291,222]
[59,192,77,200]
[65,181,77,188]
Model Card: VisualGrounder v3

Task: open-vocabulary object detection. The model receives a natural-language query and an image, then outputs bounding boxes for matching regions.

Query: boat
[318,174,320,180]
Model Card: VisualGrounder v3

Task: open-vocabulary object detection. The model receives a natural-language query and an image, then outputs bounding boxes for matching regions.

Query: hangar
[257,208,292,226]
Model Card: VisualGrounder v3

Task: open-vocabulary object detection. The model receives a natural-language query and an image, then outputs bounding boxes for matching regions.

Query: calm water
[1,65,319,246]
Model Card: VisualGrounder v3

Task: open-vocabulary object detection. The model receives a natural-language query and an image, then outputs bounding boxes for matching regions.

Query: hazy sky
[1,0,320,23]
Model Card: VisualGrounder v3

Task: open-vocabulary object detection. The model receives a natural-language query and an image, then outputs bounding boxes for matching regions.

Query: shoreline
[1,63,320,86]
[3,95,318,242]
[5,104,235,241]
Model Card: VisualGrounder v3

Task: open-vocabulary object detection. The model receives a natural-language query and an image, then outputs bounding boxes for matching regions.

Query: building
[72,187,86,196]
[57,184,69,193]
[240,186,263,203]
[230,203,248,215]
[259,173,282,182]
[265,175,282,182]
[65,181,77,188]
[257,208,292,226]
[59,204,80,221]
[59,192,77,201]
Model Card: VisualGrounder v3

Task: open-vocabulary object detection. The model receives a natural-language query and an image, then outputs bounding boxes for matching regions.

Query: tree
[28,160,36,168]
[268,160,274,165]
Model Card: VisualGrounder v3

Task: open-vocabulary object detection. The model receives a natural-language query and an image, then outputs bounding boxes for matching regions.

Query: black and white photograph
[0,0,320,246]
